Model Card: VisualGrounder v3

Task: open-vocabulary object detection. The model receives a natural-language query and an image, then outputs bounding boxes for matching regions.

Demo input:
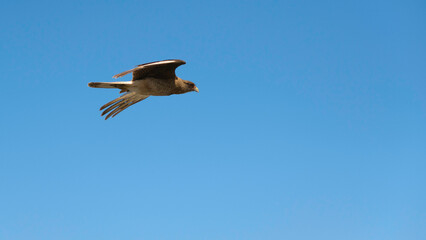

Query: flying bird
[88,59,198,120]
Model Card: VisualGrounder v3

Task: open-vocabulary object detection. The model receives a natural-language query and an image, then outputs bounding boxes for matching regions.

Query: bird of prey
[88,59,198,120]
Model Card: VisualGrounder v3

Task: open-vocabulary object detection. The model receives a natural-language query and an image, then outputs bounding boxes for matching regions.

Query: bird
[88,59,198,120]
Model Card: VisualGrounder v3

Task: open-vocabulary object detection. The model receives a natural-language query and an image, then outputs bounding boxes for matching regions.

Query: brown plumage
[88,59,198,120]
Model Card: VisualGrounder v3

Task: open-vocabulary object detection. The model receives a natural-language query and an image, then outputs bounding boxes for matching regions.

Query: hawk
[88,59,198,120]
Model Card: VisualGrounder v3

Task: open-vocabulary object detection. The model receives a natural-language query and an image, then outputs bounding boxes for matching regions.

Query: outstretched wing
[113,59,186,80]
[99,92,149,120]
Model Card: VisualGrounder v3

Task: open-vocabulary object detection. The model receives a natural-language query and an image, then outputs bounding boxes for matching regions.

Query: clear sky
[1,0,425,239]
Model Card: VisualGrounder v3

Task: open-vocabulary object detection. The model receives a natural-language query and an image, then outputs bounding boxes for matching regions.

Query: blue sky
[1,0,425,239]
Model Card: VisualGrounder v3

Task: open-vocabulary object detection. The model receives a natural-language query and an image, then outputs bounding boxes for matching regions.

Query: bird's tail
[88,81,131,91]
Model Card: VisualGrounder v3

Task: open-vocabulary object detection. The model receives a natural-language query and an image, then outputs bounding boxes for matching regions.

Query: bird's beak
[194,87,199,93]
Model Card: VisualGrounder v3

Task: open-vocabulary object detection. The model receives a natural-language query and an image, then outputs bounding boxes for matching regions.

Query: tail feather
[88,81,131,90]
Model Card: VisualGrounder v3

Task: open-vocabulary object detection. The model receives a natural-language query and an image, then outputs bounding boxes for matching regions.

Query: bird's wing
[112,59,186,80]
[100,92,149,120]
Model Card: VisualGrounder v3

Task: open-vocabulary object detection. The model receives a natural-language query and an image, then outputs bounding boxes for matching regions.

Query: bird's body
[128,77,191,96]
[88,59,198,119]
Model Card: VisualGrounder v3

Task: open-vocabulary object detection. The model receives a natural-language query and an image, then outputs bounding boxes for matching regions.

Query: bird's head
[182,80,199,93]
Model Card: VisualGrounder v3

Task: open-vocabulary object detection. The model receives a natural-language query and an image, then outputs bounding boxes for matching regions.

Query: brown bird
[88,59,198,120]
